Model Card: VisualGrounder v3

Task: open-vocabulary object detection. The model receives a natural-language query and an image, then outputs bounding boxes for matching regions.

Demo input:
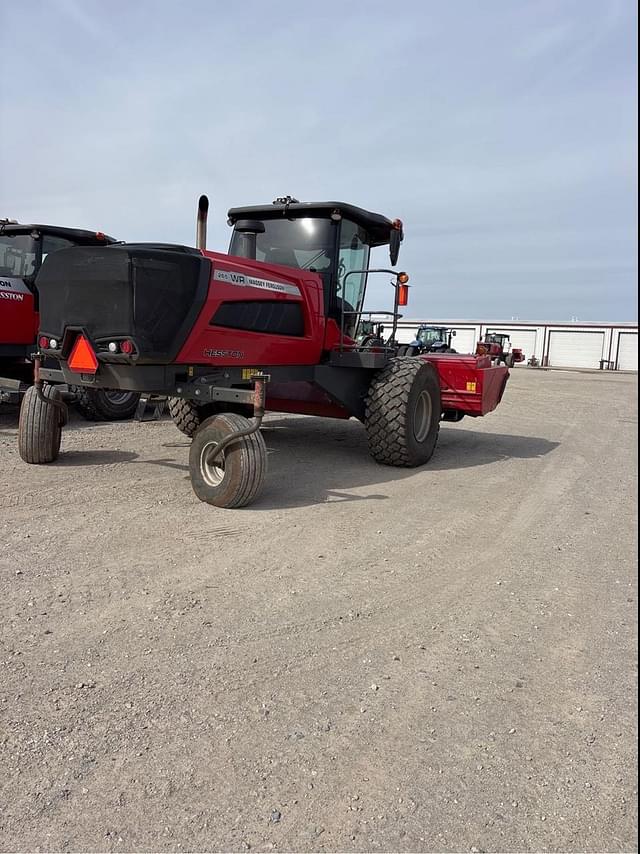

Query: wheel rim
[413,390,432,443]
[103,390,134,406]
[200,440,225,486]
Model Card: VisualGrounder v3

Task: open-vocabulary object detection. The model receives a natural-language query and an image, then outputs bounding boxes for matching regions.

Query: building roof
[390,317,638,329]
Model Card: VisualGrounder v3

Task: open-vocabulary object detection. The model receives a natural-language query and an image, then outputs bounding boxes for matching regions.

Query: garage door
[487,328,537,361]
[547,331,604,369]
[450,328,477,354]
[395,324,419,344]
[616,332,638,371]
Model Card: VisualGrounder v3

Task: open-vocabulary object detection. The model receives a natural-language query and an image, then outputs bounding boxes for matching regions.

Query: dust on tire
[365,357,441,467]
[188,412,267,508]
[18,384,64,464]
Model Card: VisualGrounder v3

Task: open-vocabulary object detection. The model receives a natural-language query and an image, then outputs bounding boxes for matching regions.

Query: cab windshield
[0,233,38,278]
[228,215,372,328]
[418,327,447,345]
[0,232,76,279]
[229,218,335,272]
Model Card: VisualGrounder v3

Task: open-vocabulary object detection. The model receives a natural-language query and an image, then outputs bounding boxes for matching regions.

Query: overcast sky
[1,0,637,321]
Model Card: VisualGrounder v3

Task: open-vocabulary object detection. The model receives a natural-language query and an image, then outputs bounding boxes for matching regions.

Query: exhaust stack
[196,194,209,250]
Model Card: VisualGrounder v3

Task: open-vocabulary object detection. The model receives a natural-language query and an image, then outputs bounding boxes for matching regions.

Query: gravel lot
[0,368,637,853]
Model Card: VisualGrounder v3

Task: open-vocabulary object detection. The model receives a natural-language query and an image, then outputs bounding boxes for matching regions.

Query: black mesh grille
[131,254,202,351]
[37,245,210,363]
[38,247,132,335]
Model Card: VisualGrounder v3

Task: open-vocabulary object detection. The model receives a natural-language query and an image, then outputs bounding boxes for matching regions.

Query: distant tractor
[476,332,524,368]
[412,325,457,353]
[394,325,457,357]
[355,319,386,348]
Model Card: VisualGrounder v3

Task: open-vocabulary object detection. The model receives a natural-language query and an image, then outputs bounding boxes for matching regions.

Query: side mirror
[231,220,265,261]
[389,220,403,266]
[451,330,457,337]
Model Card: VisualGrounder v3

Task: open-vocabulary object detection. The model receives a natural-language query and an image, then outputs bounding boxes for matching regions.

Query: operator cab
[486,333,510,346]
[0,222,116,291]
[227,198,403,333]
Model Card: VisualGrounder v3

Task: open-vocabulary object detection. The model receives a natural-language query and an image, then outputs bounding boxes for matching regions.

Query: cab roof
[0,223,117,244]
[227,201,397,247]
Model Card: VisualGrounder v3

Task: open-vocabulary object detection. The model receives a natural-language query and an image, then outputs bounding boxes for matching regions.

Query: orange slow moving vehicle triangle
[68,335,99,374]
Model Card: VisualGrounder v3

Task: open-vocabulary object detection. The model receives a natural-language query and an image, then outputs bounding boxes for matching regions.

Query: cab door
[333,220,371,337]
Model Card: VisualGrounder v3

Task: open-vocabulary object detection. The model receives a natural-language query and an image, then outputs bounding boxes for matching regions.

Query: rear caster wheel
[188,412,267,508]
[18,384,65,464]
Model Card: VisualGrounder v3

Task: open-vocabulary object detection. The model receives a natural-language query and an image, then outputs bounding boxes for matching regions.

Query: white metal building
[389,319,638,371]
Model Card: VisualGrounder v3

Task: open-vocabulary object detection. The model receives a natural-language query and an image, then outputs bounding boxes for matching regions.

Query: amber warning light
[68,336,99,374]
[397,272,410,307]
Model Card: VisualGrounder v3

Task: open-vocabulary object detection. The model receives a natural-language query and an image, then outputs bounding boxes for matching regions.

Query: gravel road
[0,368,637,853]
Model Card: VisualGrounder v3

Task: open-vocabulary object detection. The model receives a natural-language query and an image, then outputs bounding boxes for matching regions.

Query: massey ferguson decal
[214,268,300,297]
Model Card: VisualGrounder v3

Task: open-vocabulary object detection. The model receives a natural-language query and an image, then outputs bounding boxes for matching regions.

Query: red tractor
[20,195,510,508]
[0,220,140,419]
[475,332,524,368]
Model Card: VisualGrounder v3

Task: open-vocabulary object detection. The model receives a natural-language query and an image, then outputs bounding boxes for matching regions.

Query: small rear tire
[189,412,267,508]
[505,354,515,368]
[18,384,63,464]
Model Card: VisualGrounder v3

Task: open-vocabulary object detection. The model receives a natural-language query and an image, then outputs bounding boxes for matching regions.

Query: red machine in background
[21,195,510,508]
[0,221,140,419]
[476,332,525,368]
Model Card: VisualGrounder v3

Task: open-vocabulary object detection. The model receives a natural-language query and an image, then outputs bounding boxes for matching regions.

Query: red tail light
[68,336,98,374]
[120,339,135,355]
[38,336,49,349]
